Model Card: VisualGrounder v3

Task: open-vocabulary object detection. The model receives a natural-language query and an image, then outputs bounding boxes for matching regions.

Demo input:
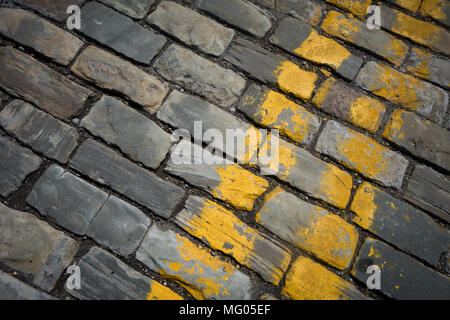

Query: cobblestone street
[0,0,449,300]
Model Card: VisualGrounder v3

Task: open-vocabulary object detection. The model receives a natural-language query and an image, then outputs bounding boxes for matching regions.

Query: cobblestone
[98,0,154,19]
[275,0,322,25]
[14,0,86,22]
[0,271,55,300]
[421,0,450,27]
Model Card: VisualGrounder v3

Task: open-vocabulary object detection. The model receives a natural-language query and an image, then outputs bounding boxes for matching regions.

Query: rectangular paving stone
[0,203,79,291]
[0,8,83,66]
[27,165,109,236]
[238,84,321,145]
[324,0,372,18]
[224,38,318,101]
[69,139,185,219]
[0,135,42,197]
[258,136,353,209]
[0,271,55,300]
[146,1,234,57]
[175,196,291,285]
[98,0,154,19]
[67,247,182,300]
[87,196,151,256]
[80,2,166,65]
[312,78,385,133]
[157,90,259,164]
[72,46,168,114]
[321,11,409,66]
[352,238,450,300]
[316,120,409,189]
[196,0,272,38]
[154,45,245,108]
[405,165,450,224]
[257,187,359,270]
[14,0,86,22]
[380,5,450,55]
[356,61,448,126]
[405,47,450,89]
[0,46,92,119]
[276,0,322,25]
[421,0,450,27]
[166,140,268,211]
[351,182,450,267]
[136,223,256,300]
[386,0,421,12]
[0,100,79,163]
[256,0,275,8]
[383,110,450,171]
[270,17,363,80]
[81,95,172,169]
[283,256,368,300]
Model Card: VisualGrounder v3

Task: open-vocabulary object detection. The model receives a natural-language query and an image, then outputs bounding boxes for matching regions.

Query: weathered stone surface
[270,17,363,80]
[276,0,322,25]
[316,121,409,189]
[87,196,151,256]
[14,0,86,22]
[0,203,79,291]
[196,0,272,38]
[157,90,259,163]
[72,46,168,114]
[67,247,182,300]
[0,46,92,119]
[0,271,55,300]
[405,47,450,89]
[321,11,409,66]
[81,95,172,169]
[69,139,185,218]
[136,223,255,300]
[383,110,450,171]
[224,38,318,101]
[386,0,421,12]
[0,136,41,197]
[381,5,450,55]
[0,8,83,66]
[356,61,448,125]
[258,137,353,209]
[257,187,359,270]
[154,45,245,108]
[421,0,450,27]
[98,0,154,19]
[405,165,450,223]
[238,84,321,144]
[80,2,166,64]
[0,100,79,163]
[175,196,291,284]
[27,165,108,236]
[166,141,268,211]
[351,182,449,267]
[324,0,371,18]
[312,78,385,133]
[352,238,450,300]
[283,256,368,300]
[147,1,234,56]
[256,0,275,8]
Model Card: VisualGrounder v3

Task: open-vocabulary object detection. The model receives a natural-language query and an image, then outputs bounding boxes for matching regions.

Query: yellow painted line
[273,60,318,101]
[146,281,184,300]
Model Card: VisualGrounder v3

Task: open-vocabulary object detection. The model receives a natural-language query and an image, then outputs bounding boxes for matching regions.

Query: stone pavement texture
[0,0,448,301]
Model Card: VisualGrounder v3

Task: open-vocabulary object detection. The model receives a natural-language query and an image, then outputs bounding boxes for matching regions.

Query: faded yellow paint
[259,138,296,177]
[395,0,421,12]
[324,0,372,18]
[294,207,358,269]
[350,182,377,229]
[294,30,352,70]
[212,165,268,211]
[405,48,431,81]
[274,60,318,101]
[312,77,336,107]
[349,96,385,133]
[255,90,318,143]
[319,165,352,209]
[235,126,262,165]
[283,256,359,300]
[421,0,447,20]
[181,198,290,285]
[367,245,382,259]
[383,110,406,140]
[146,281,184,300]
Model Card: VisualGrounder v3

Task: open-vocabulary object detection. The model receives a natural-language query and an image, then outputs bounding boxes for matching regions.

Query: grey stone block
[0,271,56,300]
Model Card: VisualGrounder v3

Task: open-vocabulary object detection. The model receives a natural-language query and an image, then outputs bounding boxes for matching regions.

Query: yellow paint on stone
[383,109,406,140]
[234,126,262,165]
[405,48,432,81]
[395,0,421,12]
[350,182,377,229]
[421,0,448,20]
[211,165,268,211]
[274,61,318,101]
[146,281,184,300]
[319,165,353,209]
[325,0,372,18]
[349,96,385,133]
[294,30,352,70]
[283,256,361,300]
